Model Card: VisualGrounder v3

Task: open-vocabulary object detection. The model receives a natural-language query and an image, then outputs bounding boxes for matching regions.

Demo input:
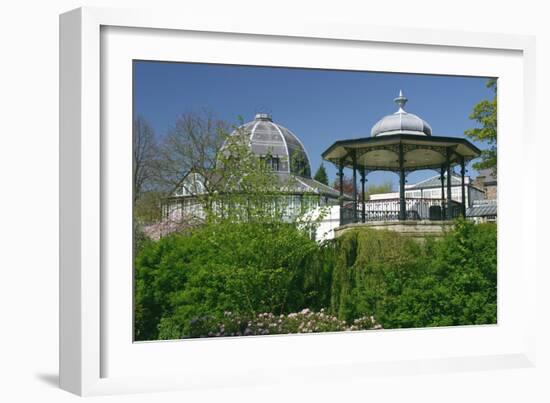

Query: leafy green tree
[365,181,393,200]
[313,163,329,185]
[465,79,497,175]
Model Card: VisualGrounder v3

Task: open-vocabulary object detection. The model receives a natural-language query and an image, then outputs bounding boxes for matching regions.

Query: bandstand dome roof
[225,113,312,178]
[322,90,481,172]
[371,91,432,137]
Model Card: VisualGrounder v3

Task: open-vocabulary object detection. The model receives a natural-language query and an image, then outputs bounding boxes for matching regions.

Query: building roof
[322,91,480,172]
[170,169,347,200]
[292,175,343,198]
[169,113,350,201]
[322,133,481,172]
[476,168,497,185]
[223,113,312,178]
[371,91,432,137]
[466,200,497,217]
[407,172,463,189]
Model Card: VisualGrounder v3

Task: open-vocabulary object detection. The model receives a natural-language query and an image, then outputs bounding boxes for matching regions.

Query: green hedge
[329,220,497,328]
[135,221,329,340]
[135,219,497,340]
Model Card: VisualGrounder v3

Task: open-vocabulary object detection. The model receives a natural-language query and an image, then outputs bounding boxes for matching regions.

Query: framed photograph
[60,7,537,396]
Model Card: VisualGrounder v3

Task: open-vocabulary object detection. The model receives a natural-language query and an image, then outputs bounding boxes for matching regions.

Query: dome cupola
[224,113,312,178]
[370,90,432,137]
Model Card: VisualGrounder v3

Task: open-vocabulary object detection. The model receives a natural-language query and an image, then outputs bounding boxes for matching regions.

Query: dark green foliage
[329,220,497,328]
[329,228,423,323]
[135,219,497,340]
[134,234,195,340]
[400,220,497,327]
[313,163,329,185]
[135,221,325,340]
[465,79,497,174]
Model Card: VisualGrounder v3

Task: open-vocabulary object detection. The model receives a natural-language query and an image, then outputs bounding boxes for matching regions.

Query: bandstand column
[360,168,366,223]
[398,143,406,221]
[352,150,358,223]
[338,159,344,224]
[440,164,446,220]
[446,148,453,219]
[460,156,466,217]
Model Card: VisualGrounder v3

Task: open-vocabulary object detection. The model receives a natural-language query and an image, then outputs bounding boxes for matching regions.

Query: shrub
[329,228,424,324]
[159,309,382,339]
[392,220,497,327]
[330,220,497,329]
[136,217,497,340]
[135,220,328,340]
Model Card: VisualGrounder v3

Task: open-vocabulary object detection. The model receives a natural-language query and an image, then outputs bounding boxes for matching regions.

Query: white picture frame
[60,6,538,396]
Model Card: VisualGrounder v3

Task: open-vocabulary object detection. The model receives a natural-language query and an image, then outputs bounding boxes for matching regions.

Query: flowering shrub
[170,309,382,339]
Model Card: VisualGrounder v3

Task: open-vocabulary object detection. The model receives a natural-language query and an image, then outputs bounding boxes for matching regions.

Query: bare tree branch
[133,116,158,202]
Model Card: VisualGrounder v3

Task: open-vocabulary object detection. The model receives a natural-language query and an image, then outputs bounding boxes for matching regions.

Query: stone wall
[484,185,497,200]
[334,220,455,242]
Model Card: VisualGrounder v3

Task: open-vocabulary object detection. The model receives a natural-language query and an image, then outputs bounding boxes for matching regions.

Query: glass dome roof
[225,113,312,178]
[371,91,432,137]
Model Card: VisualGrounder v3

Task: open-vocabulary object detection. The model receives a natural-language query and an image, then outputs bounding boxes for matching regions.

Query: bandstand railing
[340,197,463,226]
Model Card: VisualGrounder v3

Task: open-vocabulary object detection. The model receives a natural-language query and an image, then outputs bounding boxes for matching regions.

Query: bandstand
[322,91,481,229]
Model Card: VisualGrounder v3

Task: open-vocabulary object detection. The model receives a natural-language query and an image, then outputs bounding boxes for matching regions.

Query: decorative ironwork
[323,134,478,225]
[354,144,400,159]
[360,162,464,173]
[402,143,448,156]
[340,198,463,225]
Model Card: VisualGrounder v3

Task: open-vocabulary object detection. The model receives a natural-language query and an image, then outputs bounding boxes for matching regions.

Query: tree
[465,79,497,175]
[313,163,329,185]
[365,181,393,200]
[133,116,157,202]
[290,150,311,178]
[133,116,165,226]
[332,174,354,195]
[153,110,230,193]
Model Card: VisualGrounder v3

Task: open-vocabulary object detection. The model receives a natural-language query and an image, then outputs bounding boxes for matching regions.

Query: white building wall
[301,205,341,242]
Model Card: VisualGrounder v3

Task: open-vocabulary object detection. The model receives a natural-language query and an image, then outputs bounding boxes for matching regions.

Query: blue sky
[134,61,494,189]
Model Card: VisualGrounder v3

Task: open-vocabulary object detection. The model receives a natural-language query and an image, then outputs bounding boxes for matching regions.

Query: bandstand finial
[394,90,408,112]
